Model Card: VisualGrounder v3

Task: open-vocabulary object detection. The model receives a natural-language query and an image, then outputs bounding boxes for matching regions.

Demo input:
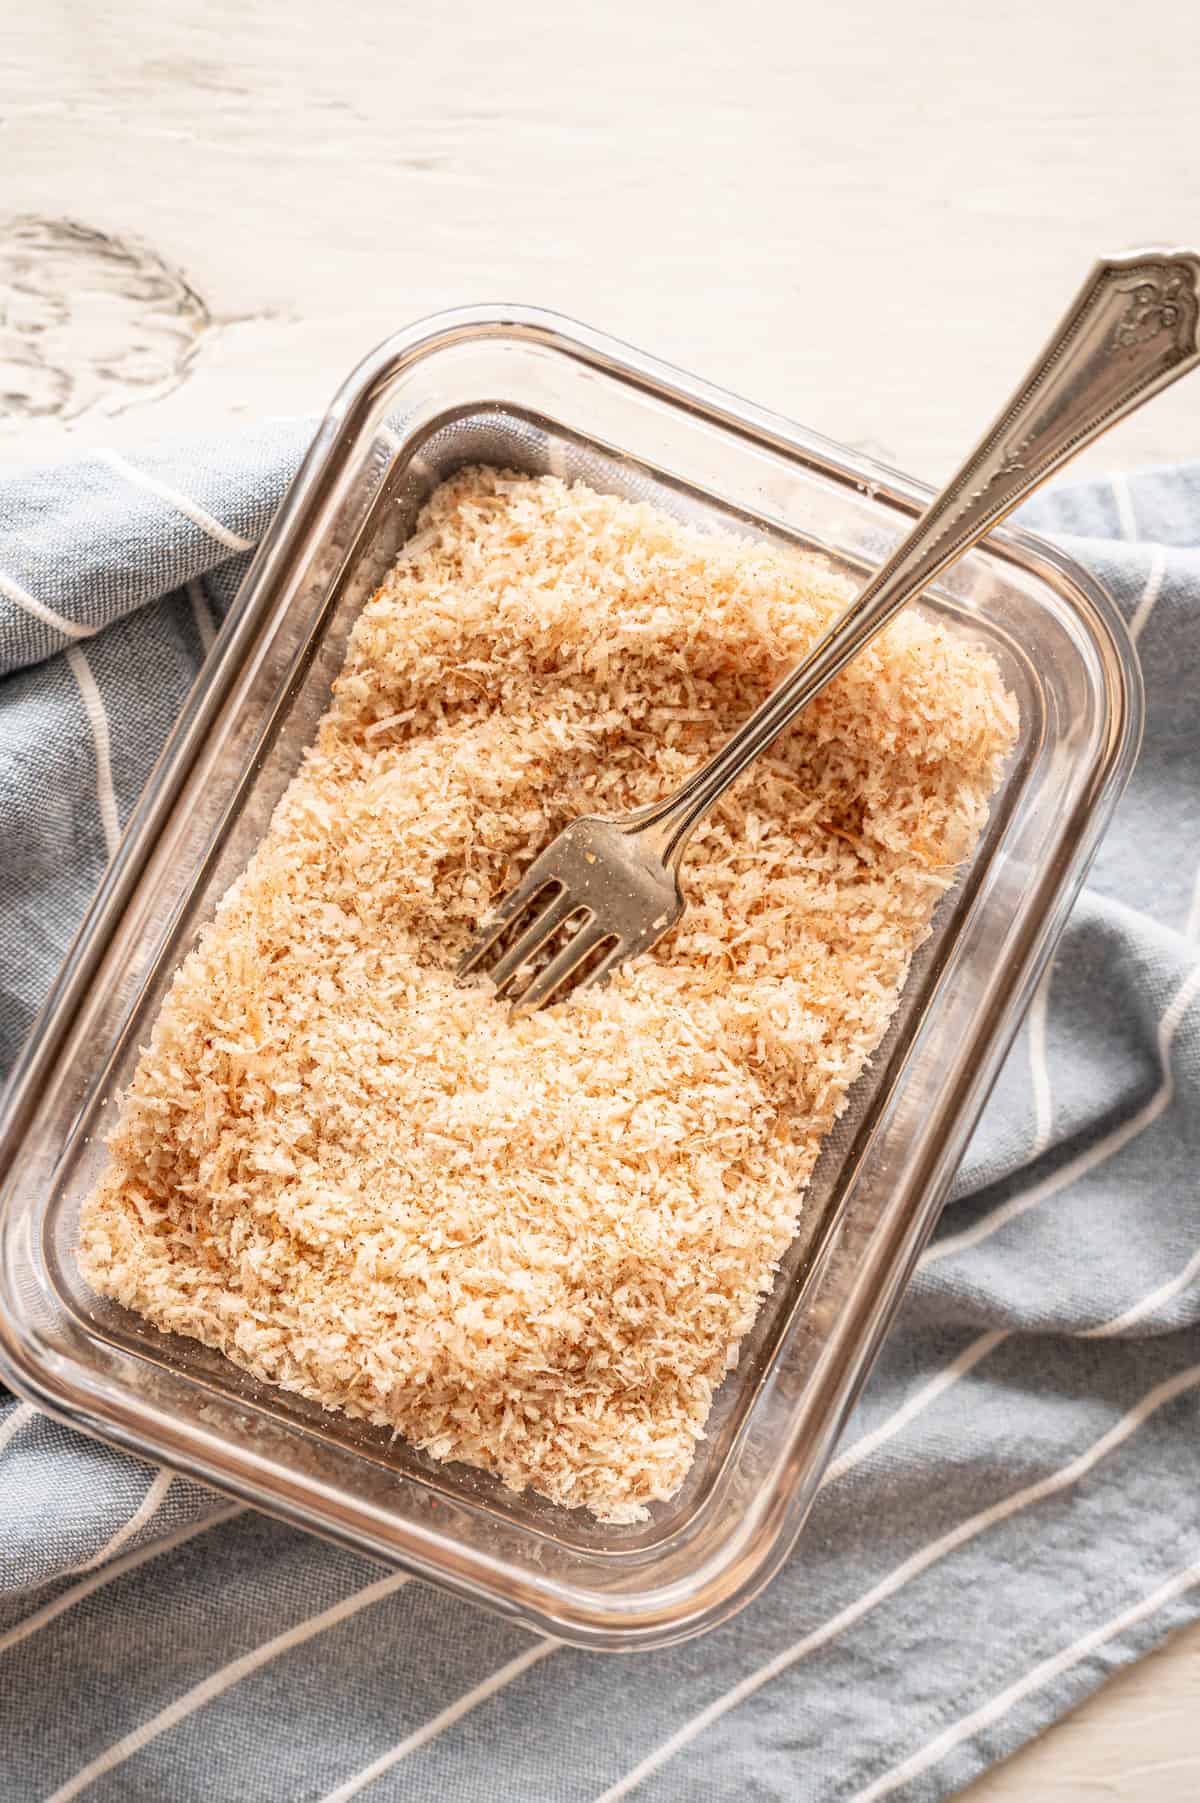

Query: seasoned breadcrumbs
[78,468,1018,1519]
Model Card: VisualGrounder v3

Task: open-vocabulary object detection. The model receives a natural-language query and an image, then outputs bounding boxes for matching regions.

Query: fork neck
[625,606,881,870]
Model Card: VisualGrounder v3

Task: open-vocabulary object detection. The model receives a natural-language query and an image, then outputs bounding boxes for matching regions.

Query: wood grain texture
[0,216,211,425]
[3,1,1198,1795]
[4,0,1200,478]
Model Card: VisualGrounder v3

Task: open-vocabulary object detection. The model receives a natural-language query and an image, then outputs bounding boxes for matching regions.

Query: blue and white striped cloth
[1,436,1198,1803]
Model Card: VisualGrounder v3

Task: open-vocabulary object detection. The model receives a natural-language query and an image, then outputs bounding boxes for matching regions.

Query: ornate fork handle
[632,248,1200,870]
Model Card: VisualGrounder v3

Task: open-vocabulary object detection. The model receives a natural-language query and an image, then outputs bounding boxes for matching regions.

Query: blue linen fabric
[1,436,1198,1803]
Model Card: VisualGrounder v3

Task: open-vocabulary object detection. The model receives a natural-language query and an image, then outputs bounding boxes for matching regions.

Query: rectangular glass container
[0,308,1141,1649]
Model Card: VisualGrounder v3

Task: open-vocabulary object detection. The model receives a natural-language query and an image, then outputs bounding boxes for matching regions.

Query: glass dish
[0,308,1141,1649]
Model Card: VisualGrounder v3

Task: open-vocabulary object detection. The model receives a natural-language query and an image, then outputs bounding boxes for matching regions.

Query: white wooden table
[5,2,1199,1794]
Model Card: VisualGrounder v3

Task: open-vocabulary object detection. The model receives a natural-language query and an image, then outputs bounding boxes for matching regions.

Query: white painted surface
[4,0,1199,1793]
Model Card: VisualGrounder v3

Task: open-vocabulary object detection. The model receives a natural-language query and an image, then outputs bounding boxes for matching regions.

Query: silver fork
[459,248,1200,1016]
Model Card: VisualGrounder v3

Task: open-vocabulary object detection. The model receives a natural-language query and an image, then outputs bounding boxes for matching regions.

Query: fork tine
[509,921,611,1018]
[456,873,560,978]
[487,890,586,994]
[570,936,626,998]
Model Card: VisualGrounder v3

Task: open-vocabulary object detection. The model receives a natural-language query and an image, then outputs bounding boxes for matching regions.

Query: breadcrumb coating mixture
[78,468,1017,1519]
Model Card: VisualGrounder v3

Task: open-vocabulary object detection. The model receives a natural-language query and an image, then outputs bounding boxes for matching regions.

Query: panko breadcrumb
[78,468,1017,1519]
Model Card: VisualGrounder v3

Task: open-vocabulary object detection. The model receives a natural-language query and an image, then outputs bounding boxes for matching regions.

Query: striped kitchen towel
[0,437,1198,1803]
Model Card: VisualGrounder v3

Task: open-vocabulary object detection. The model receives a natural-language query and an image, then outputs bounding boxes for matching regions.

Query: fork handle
[633,248,1200,869]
